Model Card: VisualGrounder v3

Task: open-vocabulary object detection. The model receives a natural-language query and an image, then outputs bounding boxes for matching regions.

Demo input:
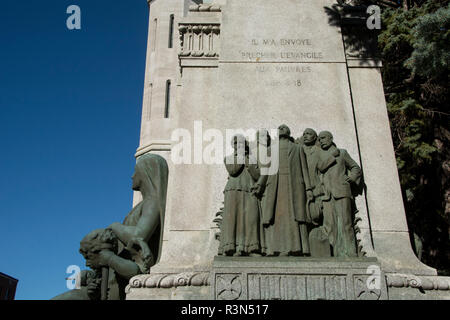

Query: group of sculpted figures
[53,154,168,300]
[52,125,363,300]
[218,125,363,258]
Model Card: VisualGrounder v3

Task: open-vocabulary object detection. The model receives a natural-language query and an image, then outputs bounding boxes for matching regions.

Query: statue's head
[231,134,249,154]
[303,128,318,146]
[318,131,334,150]
[79,229,117,270]
[256,129,271,147]
[132,153,169,200]
[278,124,291,138]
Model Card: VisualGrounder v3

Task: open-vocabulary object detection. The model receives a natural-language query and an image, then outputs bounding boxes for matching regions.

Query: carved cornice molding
[178,24,220,58]
[126,272,211,292]
[178,4,221,68]
[189,4,222,12]
[386,274,450,291]
[135,140,172,158]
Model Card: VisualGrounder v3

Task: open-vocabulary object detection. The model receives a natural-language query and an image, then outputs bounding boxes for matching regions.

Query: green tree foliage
[378,0,450,274]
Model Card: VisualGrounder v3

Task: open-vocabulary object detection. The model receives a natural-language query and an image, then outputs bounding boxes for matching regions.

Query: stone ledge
[180,57,219,68]
[189,4,221,12]
[135,140,172,157]
[127,272,210,292]
[386,273,450,291]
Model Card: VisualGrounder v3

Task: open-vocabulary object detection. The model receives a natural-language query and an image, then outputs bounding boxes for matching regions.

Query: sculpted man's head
[303,128,318,146]
[318,131,334,150]
[131,153,169,203]
[79,229,117,270]
[278,124,291,139]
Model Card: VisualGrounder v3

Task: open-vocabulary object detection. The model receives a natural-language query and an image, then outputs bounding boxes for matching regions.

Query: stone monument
[71,0,450,300]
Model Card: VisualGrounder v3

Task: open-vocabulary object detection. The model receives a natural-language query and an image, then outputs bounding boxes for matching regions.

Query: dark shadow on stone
[324,2,382,66]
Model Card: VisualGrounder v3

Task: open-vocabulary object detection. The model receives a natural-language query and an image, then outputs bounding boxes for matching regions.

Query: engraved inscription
[240,38,324,61]
[252,38,313,46]
[247,274,347,300]
[255,65,311,88]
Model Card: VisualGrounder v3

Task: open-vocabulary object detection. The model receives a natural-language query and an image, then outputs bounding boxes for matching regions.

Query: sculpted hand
[127,237,154,271]
[251,183,263,197]
[332,148,340,157]
[307,190,314,201]
[88,249,114,269]
[98,249,114,266]
[86,278,101,300]
[344,175,354,183]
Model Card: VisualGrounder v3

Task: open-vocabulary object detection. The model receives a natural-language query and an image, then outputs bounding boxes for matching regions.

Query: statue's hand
[307,190,314,201]
[86,278,101,300]
[251,183,263,197]
[344,175,354,183]
[127,238,154,273]
[98,249,114,266]
[312,186,324,197]
[332,148,340,157]
[87,249,114,269]
[126,238,151,260]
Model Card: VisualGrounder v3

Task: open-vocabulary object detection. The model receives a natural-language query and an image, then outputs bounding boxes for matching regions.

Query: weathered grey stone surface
[387,287,450,300]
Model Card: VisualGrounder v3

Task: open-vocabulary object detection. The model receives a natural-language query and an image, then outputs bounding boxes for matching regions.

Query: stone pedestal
[211,257,388,300]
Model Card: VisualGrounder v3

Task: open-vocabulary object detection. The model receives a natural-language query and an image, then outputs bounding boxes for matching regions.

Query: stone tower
[136,0,198,162]
[129,0,450,300]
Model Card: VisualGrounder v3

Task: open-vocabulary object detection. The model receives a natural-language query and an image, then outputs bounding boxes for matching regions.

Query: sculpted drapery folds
[219,135,262,256]
[52,153,168,300]
[299,128,324,224]
[298,128,332,257]
[217,126,364,260]
[261,124,311,256]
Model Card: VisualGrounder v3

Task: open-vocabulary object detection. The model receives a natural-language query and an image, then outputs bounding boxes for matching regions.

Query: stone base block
[126,286,211,300]
[211,256,388,300]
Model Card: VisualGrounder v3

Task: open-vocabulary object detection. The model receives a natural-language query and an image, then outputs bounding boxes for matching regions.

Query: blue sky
[0,0,149,299]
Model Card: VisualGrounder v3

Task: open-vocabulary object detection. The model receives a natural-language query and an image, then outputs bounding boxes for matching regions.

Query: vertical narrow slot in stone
[147,83,153,121]
[164,80,171,118]
[152,18,157,52]
[168,14,174,48]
